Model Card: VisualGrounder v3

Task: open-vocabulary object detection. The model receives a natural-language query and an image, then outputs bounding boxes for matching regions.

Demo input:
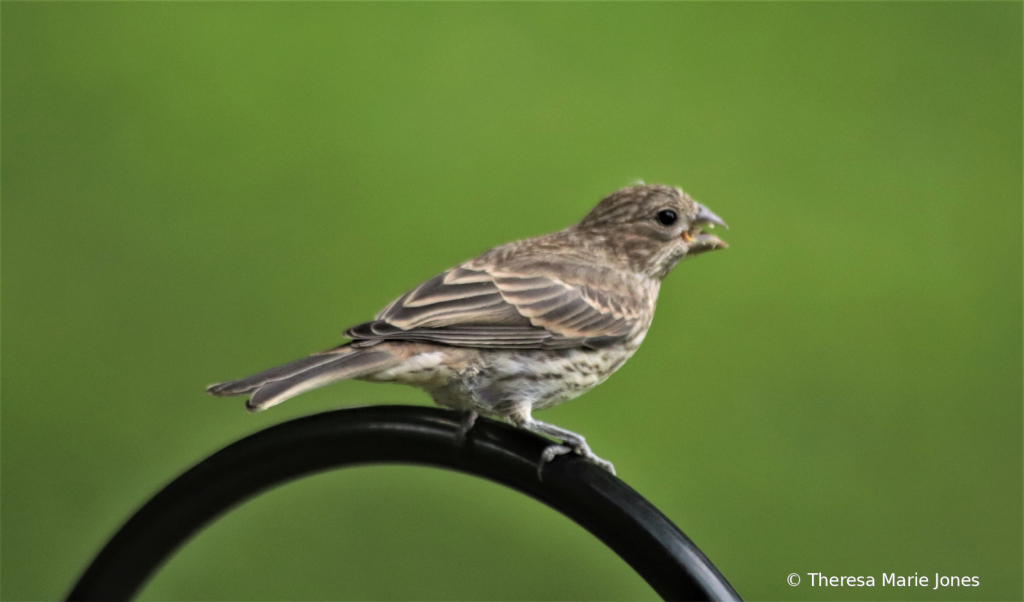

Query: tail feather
[207,346,402,413]
[244,348,399,412]
[206,352,345,396]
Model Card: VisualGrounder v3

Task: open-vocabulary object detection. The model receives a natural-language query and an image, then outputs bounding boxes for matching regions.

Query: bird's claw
[536,443,616,480]
[584,454,616,476]
[454,411,478,446]
[537,444,573,480]
[569,440,617,476]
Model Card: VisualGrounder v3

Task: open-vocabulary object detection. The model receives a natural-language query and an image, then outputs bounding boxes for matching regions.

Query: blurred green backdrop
[2,2,1021,601]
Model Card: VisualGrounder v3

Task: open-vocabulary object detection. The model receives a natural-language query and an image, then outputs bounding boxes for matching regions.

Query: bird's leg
[506,405,567,479]
[454,410,478,446]
[518,417,616,478]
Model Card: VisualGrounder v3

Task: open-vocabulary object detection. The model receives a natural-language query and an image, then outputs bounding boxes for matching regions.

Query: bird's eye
[656,209,677,226]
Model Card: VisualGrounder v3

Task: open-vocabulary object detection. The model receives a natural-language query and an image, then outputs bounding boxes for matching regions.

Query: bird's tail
[206,344,401,412]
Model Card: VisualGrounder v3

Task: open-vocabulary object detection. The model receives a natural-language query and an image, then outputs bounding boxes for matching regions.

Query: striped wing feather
[345,265,643,350]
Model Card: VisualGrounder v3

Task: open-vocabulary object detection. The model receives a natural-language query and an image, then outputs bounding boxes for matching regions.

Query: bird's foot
[454,410,478,446]
[536,442,616,480]
[571,442,616,476]
[537,444,572,480]
[517,416,616,479]
[581,451,616,476]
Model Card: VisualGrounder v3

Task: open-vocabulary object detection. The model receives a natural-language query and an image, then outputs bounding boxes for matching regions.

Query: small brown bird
[207,184,727,475]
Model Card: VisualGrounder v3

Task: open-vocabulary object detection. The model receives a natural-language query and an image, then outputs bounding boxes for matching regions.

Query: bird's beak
[695,204,728,229]
[683,203,728,255]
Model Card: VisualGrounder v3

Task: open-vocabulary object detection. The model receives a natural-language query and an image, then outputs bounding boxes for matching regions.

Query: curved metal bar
[67,405,741,601]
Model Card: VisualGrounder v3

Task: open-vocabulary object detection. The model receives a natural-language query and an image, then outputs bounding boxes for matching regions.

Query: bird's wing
[344,264,648,350]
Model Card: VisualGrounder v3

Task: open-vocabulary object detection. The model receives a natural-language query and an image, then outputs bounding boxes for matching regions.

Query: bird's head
[576,184,728,279]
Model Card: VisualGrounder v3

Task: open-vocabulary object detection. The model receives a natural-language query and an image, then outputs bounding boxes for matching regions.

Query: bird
[207,184,727,477]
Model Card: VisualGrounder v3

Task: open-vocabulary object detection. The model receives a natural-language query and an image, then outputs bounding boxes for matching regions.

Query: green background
[2,2,1021,600]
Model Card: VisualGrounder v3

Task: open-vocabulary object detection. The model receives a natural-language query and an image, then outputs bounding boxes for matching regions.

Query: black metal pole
[67,405,740,602]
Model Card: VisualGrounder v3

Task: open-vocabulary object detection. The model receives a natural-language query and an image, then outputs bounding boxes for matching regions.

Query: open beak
[683,203,728,255]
